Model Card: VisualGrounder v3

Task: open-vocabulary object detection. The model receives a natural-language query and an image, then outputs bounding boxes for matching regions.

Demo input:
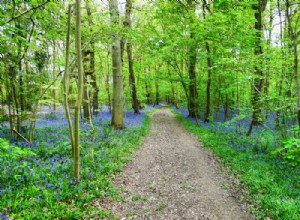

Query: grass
[156,203,167,212]
[0,106,156,219]
[173,109,300,220]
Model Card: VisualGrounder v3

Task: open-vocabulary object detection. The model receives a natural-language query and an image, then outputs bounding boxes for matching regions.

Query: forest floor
[105,107,256,220]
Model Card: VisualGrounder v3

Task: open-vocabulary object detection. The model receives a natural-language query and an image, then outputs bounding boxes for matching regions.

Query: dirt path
[111,108,255,220]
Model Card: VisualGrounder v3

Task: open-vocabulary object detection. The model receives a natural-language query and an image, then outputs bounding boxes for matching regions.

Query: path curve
[111,108,255,220]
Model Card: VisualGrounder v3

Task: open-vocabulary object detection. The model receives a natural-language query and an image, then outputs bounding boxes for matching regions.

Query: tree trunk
[90,47,99,115]
[286,0,300,128]
[83,50,91,120]
[145,81,152,105]
[52,40,56,111]
[275,0,285,129]
[74,0,84,180]
[247,0,267,136]
[202,0,212,122]
[168,65,177,107]
[187,0,199,118]
[110,0,124,129]
[125,0,139,114]
[155,80,159,105]
[63,4,75,159]
[106,50,112,113]
[85,1,99,115]
[204,41,212,122]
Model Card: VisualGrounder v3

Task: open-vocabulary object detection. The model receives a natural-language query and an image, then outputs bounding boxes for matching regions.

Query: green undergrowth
[1,113,151,219]
[173,111,300,220]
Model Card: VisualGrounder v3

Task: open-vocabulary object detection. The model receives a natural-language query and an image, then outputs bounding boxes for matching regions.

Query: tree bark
[203,0,212,123]
[286,0,300,128]
[83,50,91,120]
[204,42,212,122]
[155,80,159,105]
[74,0,84,180]
[63,4,75,159]
[85,0,99,115]
[106,50,112,113]
[187,0,199,118]
[52,39,56,111]
[125,0,140,114]
[109,0,124,129]
[247,0,267,136]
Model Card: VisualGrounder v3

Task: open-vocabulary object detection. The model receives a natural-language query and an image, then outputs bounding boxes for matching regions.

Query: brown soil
[109,108,256,220]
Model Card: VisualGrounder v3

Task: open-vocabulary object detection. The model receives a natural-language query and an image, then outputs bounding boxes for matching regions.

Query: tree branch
[37,70,63,101]
[4,1,49,25]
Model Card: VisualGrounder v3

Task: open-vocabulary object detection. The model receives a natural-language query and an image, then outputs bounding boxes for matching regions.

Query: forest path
[110,107,255,220]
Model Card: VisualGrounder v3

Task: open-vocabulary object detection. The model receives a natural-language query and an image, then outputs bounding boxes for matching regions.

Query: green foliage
[0,112,151,219]
[272,138,300,166]
[0,138,36,160]
[174,111,300,220]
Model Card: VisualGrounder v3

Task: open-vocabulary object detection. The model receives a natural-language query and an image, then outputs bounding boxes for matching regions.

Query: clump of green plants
[0,138,36,159]
[272,138,300,166]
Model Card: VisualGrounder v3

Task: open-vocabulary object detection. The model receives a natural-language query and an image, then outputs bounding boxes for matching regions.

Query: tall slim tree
[124,0,140,114]
[247,0,267,136]
[86,0,99,116]
[187,0,199,118]
[203,0,213,122]
[74,0,84,180]
[286,0,300,128]
[109,0,124,129]
[63,4,75,159]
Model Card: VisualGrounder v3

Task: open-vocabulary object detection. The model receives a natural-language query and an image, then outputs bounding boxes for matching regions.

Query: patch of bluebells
[124,112,145,127]
[0,211,10,220]
[175,107,293,157]
[0,105,152,218]
[173,106,300,202]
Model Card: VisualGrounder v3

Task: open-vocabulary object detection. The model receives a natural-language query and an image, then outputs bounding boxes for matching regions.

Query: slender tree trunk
[264,3,273,106]
[204,41,212,122]
[19,61,25,112]
[83,54,91,120]
[286,0,300,128]
[106,50,112,113]
[145,82,151,105]
[11,69,21,133]
[125,0,139,114]
[247,0,267,136]
[276,0,285,129]
[4,67,14,135]
[17,23,25,113]
[52,40,56,111]
[84,0,99,116]
[168,65,177,107]
[188,33,198,118]
[63,4,75,158]
[202,0,212,122]
[155,80,159,105]
[187,0,199,118]
[74,0,84,180]
[109,0,124,129]
[90,45,99,115]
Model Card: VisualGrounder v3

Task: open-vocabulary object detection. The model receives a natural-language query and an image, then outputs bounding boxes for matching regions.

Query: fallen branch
[12,129,31,144]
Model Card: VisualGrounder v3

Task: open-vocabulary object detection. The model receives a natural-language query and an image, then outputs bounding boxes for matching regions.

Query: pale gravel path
[111,108,255,220]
